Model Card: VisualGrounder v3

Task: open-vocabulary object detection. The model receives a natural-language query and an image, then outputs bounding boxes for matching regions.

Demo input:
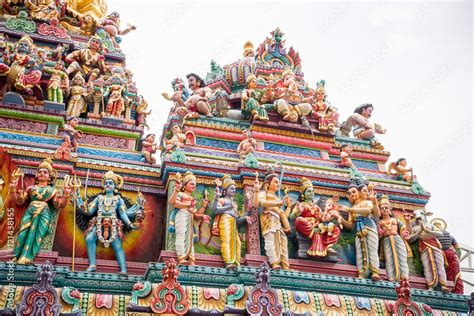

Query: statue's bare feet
[86,265,97,272]
[327,247,337,256]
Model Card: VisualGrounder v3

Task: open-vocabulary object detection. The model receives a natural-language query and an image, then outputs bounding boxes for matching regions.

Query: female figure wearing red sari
[290,178,341,257]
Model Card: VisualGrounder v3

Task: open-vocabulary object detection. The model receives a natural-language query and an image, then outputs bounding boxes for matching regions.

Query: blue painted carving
[78,147,143,161]
[264,142,321,158]
[195,137,239,150]
[329,155,378,171]
[0,131,62,146]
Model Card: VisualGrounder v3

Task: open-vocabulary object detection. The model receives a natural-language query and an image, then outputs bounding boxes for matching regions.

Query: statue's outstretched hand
[128,223,140,230]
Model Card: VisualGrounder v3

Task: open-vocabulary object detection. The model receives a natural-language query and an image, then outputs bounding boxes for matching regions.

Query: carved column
[243,181,260,256]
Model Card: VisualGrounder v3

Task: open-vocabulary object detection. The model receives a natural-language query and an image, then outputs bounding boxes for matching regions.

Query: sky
[107,1,473,247]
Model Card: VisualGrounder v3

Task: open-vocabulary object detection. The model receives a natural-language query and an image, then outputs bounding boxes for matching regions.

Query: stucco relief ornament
[246,261,283,316]
[150,259,189,315]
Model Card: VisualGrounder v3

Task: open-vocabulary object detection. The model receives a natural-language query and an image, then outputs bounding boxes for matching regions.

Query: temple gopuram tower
[0,2,469,315]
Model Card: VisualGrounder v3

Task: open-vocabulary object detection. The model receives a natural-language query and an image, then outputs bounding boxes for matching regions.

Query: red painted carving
[79,135,128,149]
[38,19,70,39]
[391,277,432,315]
[0,117,48,133]
[150,259,189,315]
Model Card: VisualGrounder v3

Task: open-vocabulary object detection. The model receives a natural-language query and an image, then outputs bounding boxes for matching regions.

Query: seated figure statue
[339,103,386,149]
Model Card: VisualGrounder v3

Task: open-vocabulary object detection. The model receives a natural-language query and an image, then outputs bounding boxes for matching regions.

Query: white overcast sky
[108,1,473,246]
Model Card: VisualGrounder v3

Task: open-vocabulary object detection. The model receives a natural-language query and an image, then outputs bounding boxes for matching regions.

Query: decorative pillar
[243,181,260,256]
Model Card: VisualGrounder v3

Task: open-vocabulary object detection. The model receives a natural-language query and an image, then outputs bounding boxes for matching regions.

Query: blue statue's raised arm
[76,194,98,216]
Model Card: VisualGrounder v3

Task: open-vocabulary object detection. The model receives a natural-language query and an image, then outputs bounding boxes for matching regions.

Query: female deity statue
[241,74,269,122]
[169,172,210,265]
[210,175,253,270]
[377,195,410,281]
[104,72,127,118]
[66,72,88,118]
[290,178,341,257]
[311,80,339,132]
[253,169,292,270]
[406,210,448,292]
[10,158,71,264]
[339,180,381,280]
[165,124,188,153]
[74,171,145,274]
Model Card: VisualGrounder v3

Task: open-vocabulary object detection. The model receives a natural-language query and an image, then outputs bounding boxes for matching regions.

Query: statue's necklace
[104,197,113,211]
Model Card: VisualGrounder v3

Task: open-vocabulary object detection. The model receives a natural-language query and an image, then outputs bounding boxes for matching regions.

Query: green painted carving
[281,289,290,313]
[411,180,426,195]
[191,286,198,308]
[244,153,259,168]
[40,208,60,250]
[5,11,36,33]
[0,108,64,127]
[77,125,141,140]
[206,60,225,83]
[95,28,116,52]
[130,281,152,305]
[226,284,245,308]
[165,181,176,251]
[61,287,81,312]
[170,148,186,163]
[0,263,468,313]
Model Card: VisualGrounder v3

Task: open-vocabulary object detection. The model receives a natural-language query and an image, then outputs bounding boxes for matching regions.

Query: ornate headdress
[17,35,33,47]
[316,80,326,93]
[378,195,391,208]
[102,170,123,189]
[182,171,196,184]
[299,177,313,193]
[37,157,58,182]
[72,72,85,85]
[264,167,278,183]
[221,174,235,190]
[246,74,257,85]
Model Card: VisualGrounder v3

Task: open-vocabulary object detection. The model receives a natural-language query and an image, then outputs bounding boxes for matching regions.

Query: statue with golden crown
[310,80,339,132]
[9,158,71,264]
[377,195,411,281]
[253,168,292,270]
[73,171,145,274]
[168,171,210,265]
[211,174,253,270]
